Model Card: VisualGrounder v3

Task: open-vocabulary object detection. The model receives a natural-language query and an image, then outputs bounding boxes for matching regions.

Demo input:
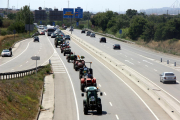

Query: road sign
[40,21,42,24]
[76,22,79,26]
[75,8,83,18]
[31,56,40,60]
[63,8,74,18]
[13,30,16,34]
[119,30,122,34]
[52,22,55,26]
[25,24,34,31]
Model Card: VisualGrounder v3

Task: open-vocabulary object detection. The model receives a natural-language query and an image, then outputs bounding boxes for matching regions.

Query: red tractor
[79,62,97,92]
[73,56,85,71]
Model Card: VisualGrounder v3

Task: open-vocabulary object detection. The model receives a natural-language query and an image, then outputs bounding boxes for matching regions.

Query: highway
[70,29,180,102]
[0,30,173,120]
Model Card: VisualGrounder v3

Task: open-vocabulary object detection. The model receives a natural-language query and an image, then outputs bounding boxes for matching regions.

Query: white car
[1,49,12,57]
[160,72,176,84]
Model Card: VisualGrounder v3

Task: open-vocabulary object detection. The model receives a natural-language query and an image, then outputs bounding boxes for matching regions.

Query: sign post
[31,56,40,75]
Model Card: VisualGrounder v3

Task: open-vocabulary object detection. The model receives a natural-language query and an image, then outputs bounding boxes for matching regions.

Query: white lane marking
[145,65,148,67]
[138,61,140,63]
[119,53,122,54]
[177,81,179,83]
[109,102,112,106]
[116,115,119,120]
[143,60,153,65]
[154,69,157,71]
[20,65,22,67]
[125,60,134,65]
[26,61,28,63]
[0,41,31,67]
[104,92,106,96]
[71,37,159,120]
[99,84,101,87]
[11,69,14,71]
[125,55,127,57]
[46,35,79,120]
[131,58,133,60]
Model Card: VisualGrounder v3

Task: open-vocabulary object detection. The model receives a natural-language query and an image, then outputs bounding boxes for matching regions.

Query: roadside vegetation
[0,64,51,120]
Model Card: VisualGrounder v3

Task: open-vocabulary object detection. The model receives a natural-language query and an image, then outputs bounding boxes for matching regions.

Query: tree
[7,13,16,20]
[141,22,155,42]
[126,9,137,18]
[128,16,147,40]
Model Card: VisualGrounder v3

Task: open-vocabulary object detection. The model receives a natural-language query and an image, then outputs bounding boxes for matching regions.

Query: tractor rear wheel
[61,50,63,53]
[97,104,102,114]
[84,105,88,115]
[81,84,85,92]
[68,58,70,63]
[93,83,97,87]
[64,53,65,56]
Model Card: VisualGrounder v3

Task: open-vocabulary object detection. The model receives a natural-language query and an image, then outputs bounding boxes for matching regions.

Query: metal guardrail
[84,28,135,44]
[0,66,44,80]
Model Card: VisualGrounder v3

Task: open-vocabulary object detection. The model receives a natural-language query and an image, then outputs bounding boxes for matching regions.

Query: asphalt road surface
[70,29,180,102]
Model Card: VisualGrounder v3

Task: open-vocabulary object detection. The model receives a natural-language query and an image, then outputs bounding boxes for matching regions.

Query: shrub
[79,24,84,29]
[1,30,7,36]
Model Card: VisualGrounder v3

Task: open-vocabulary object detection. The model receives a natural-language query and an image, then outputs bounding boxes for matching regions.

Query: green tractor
[66,52,78,63]
[81,86,103,115]
[54,35,64,48]
[63,47,71,56]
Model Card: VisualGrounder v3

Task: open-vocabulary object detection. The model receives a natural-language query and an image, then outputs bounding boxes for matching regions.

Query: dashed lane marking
[116,115,119,120]
[109,102,112,106]
[104,92,106,96]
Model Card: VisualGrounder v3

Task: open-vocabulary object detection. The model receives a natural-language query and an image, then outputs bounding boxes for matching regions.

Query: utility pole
[88,11,89,29]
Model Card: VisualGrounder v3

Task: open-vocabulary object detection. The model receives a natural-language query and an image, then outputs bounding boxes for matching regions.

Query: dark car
[65,35,70,40]
[81,30,85,33]
[51,33,56,38]
[40,30,45,35]
[33,36,39,42]
[100,37,106,43]
[86,31,91,36]
[113,44,121,49]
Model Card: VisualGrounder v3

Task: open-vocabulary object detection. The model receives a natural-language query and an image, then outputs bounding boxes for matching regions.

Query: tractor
[81,86,103,115]
[66,52,78,63]
[54,35,64,48]
[73,56,85,71]
[79,62,97,92]
[60,43,70,53]
[63,47,71,56]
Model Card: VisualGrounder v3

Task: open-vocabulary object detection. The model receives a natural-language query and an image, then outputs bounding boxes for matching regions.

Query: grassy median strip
[0,29,37,53]
[0,64,51,120]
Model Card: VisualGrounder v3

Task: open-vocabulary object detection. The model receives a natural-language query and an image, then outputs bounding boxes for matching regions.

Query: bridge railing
[0,66,44,80]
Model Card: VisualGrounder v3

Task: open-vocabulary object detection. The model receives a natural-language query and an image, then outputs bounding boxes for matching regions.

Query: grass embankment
[0,28,37,53]
[0,64,51,120]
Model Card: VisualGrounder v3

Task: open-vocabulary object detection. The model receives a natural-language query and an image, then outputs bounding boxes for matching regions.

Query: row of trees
[90,9,180,42]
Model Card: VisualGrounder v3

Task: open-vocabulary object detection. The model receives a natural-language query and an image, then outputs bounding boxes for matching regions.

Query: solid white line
[26,61,28,63]
[0,41,31,67]
[109,102,112,106]
[99,84,101,87]
[104,92,106,96]
[71,35,159,120]
[177,81,179,83]
[145,65,148,67]
[116,115,119,120]
[125,60,134,65]
[46,35,79,120]
[154,69,157,71]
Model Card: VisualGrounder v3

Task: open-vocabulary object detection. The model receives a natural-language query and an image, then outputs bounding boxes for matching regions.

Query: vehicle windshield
[88,91,96,97]
[165,73,174,76]
[66,35,70,38]
[3,50,10,52]
[48,29,55,32]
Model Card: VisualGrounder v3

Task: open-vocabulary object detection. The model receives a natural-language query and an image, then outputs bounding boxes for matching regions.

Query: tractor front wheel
[97,104,102,114]
[84,105,88,115]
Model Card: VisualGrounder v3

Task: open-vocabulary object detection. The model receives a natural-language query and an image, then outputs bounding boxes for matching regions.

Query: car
[1,49,12,57]
[86,31,91,36]
[40,30,45,35]
[81,86,103,115]
[90,33,95,37]
[81,30,85,33]
[100,37,106,43]
[64,35,70,40]
[113,44,121,49]
[63,26,67,29]
[51,33,56,38]
[160,72,176,84]
[33,36,39,42]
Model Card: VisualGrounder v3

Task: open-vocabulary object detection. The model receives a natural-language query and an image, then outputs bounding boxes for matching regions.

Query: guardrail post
[167,60,169,64]
[161,58,162,62]
[174,62,176,66]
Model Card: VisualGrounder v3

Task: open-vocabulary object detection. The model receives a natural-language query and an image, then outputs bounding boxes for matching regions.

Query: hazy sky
[0,0,178,12]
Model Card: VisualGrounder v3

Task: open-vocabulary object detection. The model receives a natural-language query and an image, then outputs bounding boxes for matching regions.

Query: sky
[0,0,178,12]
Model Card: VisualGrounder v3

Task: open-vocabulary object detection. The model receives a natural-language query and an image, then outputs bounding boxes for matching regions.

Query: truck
[47,26,55,36]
